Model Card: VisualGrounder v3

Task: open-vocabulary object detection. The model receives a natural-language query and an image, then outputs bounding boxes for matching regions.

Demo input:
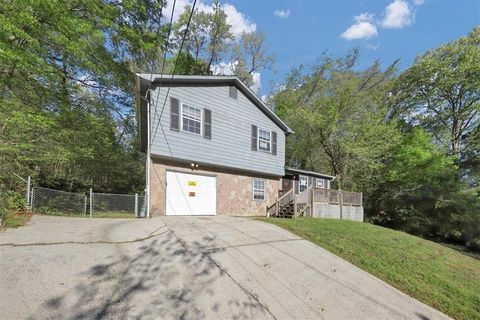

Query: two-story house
[135,74,335,217]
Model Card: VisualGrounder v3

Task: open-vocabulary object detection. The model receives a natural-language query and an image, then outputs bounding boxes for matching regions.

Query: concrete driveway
[0,215,449,320]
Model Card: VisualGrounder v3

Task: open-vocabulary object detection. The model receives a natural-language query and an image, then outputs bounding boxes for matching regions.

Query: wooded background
[0,1,478,250]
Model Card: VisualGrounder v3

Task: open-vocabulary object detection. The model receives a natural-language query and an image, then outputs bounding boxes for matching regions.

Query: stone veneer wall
[150,158,280,217]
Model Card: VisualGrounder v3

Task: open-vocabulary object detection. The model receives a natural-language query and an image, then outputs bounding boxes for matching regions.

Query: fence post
[89,188,93,218]
[25,175,31,210]
[339,190,343,220]
[83,196,87,216]
[134,193,138,218]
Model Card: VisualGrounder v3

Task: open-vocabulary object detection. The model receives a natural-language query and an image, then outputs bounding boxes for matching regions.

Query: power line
[147,0,178,125]
[147,0,198,216]
[150,0,197,145]
[146,2,166,84]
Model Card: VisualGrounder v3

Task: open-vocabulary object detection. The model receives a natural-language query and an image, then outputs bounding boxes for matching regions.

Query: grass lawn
[260,217,480,320]
[1,211,32,228]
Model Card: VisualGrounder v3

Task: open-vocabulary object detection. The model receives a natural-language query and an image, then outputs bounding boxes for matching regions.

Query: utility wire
[146,1,165,84]
[150,0,197,145]
[148,0,198,215]
[148,0,177,127]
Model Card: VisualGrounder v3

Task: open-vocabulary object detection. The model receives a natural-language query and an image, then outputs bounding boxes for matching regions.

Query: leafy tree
[165,52,211,75]
[391,27,480,160]
[0,0,162,195]
[173,1,233,74]
[273,51,400,193]
[374,128,479,250]
[172,3,274,89]
[231,31,274,87]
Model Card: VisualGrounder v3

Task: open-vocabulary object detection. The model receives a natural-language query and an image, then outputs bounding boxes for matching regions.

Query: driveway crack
[0,226,169,247]
[161,218,278,320]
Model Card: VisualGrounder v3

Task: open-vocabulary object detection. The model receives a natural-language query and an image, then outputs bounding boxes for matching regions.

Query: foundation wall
[150,158,279,217]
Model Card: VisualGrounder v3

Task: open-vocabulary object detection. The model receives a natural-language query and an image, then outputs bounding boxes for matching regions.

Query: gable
[135,74,293,136]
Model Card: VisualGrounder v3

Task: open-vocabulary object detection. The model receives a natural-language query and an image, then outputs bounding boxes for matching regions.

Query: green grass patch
[1,211,32,228]
[259,217,480,320]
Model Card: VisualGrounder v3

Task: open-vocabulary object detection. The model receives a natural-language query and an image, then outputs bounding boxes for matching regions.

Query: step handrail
[278,188,295,208]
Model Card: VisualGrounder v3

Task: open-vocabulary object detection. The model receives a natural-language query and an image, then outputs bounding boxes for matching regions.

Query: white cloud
[366,43,380,50]
[381,0,414,28]
[211,61,236,75]
[164,0,189,23]
[251,72,261,94]
[341,12,378,40]
[341,0,421,41]
[164,1,256,39]
[274,9,290,19]
[341,22,377,40]
[354,12,375,23]
[222,3,256,37]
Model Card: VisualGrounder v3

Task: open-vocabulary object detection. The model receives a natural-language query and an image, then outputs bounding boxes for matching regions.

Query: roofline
[284,167,336,180]
[135,74,294,135]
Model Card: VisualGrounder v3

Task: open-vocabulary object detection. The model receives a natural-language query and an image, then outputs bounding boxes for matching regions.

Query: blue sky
[167,0,479,96]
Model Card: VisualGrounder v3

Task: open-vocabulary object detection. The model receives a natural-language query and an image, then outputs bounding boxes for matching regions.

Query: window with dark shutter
[203,109,212,139]
[170,97,180,131]
[251,125,257,151]
[272,131,277,155]
[229,86,238,99]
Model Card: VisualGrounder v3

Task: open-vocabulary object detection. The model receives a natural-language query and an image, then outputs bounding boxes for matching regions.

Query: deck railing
[267,187,363,217]
[312,187,362,206]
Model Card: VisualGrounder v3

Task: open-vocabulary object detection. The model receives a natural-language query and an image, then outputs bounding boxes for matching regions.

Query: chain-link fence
[91,192,145,218]
[31,187,87,216]
[29,187,146,218]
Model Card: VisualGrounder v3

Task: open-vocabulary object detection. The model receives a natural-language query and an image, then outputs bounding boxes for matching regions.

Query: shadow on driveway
[40,229,272,319]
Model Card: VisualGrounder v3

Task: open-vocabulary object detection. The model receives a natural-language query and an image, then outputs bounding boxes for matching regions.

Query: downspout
[141,93,151,219]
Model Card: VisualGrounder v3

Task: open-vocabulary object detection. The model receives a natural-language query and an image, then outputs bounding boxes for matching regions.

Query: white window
[258,129,271,153]
[316,178,324,188]
[299,176,308,192]
[253,179,266,200]
[182,104,202,134]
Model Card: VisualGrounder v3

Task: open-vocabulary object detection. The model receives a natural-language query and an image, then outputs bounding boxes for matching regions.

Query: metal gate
[90,192,145,218]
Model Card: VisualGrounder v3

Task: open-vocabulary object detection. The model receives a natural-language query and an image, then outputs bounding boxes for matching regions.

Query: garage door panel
[166,171,217,216]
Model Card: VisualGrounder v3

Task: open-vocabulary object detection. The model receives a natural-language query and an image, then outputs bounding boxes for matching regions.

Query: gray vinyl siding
[150,85,285,176]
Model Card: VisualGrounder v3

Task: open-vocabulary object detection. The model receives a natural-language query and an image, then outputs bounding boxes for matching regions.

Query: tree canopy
[273,28,480,250]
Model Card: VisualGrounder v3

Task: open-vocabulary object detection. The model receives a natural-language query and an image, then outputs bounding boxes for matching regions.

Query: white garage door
[166,171,217,216]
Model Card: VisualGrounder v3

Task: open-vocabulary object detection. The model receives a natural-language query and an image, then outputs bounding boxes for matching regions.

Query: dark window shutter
[170,97,180,131]
[251,125,257,151]
[204,109,212,139]
[272,131,277,155]
[229,86,238,99]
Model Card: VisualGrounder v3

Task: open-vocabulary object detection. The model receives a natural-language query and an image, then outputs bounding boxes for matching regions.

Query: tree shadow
[38,230,272,319]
